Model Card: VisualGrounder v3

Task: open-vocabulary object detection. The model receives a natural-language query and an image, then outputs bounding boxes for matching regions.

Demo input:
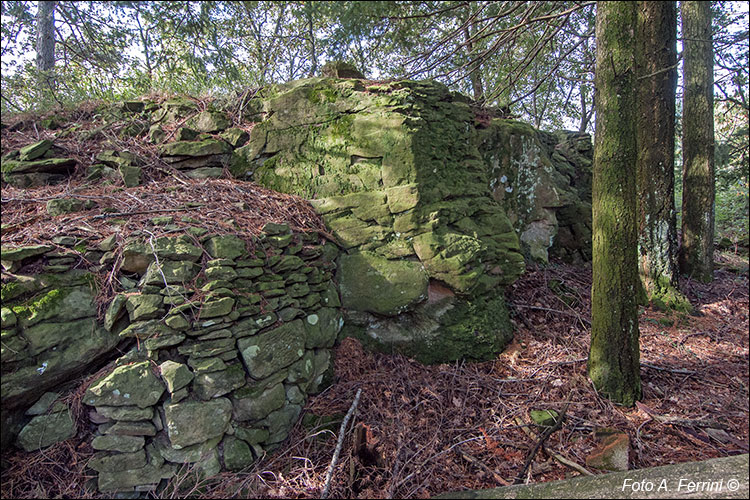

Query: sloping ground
[2,254,746,498]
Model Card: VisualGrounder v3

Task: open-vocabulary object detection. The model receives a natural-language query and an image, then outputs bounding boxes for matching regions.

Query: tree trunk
[464,5,484,102]
[35,0,55,72]
[679,1,715,283]
[588,1,642,407]
[636,1,690,312]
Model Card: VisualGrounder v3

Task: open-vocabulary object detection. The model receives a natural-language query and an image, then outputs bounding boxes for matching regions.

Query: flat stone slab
[437,454,749,499]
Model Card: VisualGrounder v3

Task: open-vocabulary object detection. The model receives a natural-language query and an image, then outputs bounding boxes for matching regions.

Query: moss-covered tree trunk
[636,1,690,312]
[588,1,642,407]
[679,1,715,283]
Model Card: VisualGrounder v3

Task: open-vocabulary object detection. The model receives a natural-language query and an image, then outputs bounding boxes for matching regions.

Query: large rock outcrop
[231,78,527,362]
[476,120,593,264]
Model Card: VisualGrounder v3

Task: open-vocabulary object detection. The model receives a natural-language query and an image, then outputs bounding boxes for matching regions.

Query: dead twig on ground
[321,388,362,499]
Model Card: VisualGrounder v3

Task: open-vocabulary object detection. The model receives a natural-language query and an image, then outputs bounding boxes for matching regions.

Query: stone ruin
[1,75,592,495]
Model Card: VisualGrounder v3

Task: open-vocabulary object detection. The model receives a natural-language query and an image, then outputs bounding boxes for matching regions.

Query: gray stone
[164,397,232,449]
[154,432,221,463]
[91,434,145,453]
[97,462,175,493]
[85,361,165,408]
[263,403,301,443]
[159,361,194,393]
[177,338,236,358]
[234,426,270,445]
[104,421,157,436]
[304,307,343,349]
[193,364,247,400]
[118,319,175,340]
[16,410,75,451]
[238,320,305,380]
[140,261,199,286]
[96,406,154,422]
[144,333,185,350]
[187,357,227,373]
[1,307,17,328]
[88,449,147,473]
[189,110,230,133]
[231,382,285,421]
[222,435,255,470]
[125,294,163,321]
[25,391,60,415]
[104,294,128,332]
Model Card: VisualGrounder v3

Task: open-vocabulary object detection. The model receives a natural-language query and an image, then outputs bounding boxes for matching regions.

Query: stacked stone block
[82,223,340,493]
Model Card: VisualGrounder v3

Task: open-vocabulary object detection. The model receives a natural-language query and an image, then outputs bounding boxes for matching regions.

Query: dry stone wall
[1,223,341,494]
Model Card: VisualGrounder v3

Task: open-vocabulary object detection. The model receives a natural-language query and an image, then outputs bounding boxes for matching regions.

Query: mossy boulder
[46,197,85,216]
[337,251,428,316]
[188,110,230,133]
[241,77,526,363]
[19,140,53,161]
[476,121,593,263]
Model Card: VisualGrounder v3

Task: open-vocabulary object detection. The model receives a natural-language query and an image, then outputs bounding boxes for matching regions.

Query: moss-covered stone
[206,235,247,260]
[96,406,153,422]
[164,397,232,449]
[222,435,255,470]
[189,110,230,133]
[159,138,231,157]
[92,434,145,453]
[337,251,428,316]
[97,462,175,493]
[85,361,165,408]
[104,420,157,436]
[159,361,193,393]
[16,410,75,451]
[303,308,343,348]
[88,449,147,473]
[238,320,305,380]
[231,382,285,421]
[139,260,199,286]
[125,293,163,321]
[199,297,235,319]
[192,363,247,400]
[19,140,53,161]
[46,197,85,216]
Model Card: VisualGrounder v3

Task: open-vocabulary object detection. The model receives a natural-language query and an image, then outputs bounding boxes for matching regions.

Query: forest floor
[2,250,747,499]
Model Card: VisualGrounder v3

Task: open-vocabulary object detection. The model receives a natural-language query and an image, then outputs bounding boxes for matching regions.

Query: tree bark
[679,1,715,283]
[588,1,642,407]
[35,0,55,72]
[636,1,690,311]
[35,0,56,104]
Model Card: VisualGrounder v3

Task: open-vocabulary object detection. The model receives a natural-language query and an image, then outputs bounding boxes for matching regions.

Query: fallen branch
[511,303,591,325]
[459,449,511,486]
[321,388,362,499]
[514,402,569,484]
[90,208,193,219]
[640,362,697,375]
